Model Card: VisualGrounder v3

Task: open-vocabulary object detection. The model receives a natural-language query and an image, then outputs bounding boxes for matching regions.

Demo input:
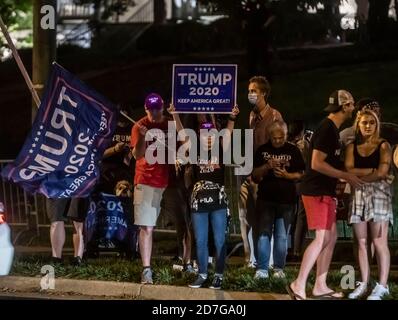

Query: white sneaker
[254,269,269,279]
[348,281,368,300]
[272,269,286,279]
[141,268,153,284]
[367,283,389,300]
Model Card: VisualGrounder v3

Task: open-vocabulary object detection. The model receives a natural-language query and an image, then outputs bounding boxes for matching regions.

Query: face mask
[248,93,258,105]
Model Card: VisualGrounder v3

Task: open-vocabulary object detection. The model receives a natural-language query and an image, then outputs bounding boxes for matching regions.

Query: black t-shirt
[254,142,305,204]
[99,123,134,193]
[191,146,226,212]
[298,118,343,196]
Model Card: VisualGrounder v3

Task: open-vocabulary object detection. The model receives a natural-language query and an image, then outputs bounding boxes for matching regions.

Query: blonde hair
[354,109,381,143]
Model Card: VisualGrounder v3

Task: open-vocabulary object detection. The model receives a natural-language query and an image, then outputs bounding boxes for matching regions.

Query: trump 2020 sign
[172,64,237,113]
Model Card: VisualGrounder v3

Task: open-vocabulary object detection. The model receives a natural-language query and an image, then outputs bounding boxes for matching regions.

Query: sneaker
[348,282,368,300]
[141,268,153,284]
[272,269,286,279]
[183,263,196,274]
[209,276,223,290]
[254,269,269,279]
[189,275,207,288]
[247,261,257,269]
[367,283,389,300]
[71,256,83,266]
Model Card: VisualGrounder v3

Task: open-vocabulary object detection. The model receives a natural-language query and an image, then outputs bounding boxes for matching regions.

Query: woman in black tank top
[345,109,393,300]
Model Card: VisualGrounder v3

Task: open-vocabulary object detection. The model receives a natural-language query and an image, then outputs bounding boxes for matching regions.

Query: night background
[1,0,398,159]
[1,0,398,301]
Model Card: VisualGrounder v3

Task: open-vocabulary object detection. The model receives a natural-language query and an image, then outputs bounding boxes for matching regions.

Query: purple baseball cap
[199,121,216,130]
[144,93,164,110]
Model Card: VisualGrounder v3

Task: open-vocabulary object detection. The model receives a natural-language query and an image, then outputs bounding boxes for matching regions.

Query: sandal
[286,283,306,300]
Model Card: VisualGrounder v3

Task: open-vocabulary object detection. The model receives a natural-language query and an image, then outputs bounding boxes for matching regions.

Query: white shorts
[134,184,165,227]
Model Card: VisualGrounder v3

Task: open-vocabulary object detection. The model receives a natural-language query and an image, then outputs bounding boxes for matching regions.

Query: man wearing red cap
[131,93,169,284]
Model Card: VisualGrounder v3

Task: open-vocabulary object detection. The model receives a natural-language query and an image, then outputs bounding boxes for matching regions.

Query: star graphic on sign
[212,68,216,71]
[34,137,39,142]
[29,149,33,153]
[37,131,41,136]
[194,68,198,71]
[193,107,196,111]
[199,68,202,71]
[39,125,44,130]
[32,144,36,148]
[211,107,214,111]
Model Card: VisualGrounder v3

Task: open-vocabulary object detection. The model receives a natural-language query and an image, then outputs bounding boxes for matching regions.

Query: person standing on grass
[131,93,170,284]
[345,109,393,300]
[288,120,310,260]
[46,197,88,266]
[239,75,283,269]
[169,104,239,290]
[252,120,305,280]
[287,90,364,300]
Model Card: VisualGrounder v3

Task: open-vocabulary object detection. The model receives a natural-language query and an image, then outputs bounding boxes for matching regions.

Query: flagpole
[0,15,41,108]
[120,110,137,124]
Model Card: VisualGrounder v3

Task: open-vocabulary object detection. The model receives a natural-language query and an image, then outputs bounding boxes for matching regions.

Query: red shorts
[301,195,337,230]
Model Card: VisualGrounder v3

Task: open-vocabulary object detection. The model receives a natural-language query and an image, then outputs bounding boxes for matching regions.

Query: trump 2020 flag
[1,63,117,198]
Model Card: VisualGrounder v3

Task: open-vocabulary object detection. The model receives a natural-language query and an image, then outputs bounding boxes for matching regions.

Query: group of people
[287,90,393,300]
[44,76,395,299]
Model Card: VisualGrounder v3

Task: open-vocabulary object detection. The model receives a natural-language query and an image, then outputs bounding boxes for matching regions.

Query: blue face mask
[248,93,258,105]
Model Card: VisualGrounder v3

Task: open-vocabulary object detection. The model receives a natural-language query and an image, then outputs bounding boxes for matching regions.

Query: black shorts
[160,184,191,228]
[46,198,88,223]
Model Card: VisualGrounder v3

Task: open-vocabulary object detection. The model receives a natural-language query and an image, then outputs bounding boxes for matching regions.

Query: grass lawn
[10,255,398,300]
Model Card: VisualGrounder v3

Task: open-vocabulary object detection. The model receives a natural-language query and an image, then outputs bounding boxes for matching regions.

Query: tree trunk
[368,0,391,43]
[154,0,166,24]
[32,0,57,121]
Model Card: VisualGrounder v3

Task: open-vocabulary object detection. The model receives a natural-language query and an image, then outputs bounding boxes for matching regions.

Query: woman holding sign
[169,104,239,290]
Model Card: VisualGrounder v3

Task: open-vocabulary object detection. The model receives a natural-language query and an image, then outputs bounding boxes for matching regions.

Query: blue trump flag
[1,63,118,198]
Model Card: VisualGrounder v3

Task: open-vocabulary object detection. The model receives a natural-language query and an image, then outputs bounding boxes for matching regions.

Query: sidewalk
[0,276,289,300]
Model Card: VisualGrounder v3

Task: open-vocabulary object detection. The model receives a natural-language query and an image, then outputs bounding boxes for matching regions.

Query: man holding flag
[1,63,118,264]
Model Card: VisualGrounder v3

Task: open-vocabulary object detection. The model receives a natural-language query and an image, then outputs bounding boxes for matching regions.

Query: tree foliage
[0,0,32,26]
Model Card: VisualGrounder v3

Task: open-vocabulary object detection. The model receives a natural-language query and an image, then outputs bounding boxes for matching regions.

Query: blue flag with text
[1,63,118,198]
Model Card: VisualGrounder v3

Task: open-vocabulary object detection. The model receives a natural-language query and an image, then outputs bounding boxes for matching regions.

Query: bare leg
[139,226,154,267]
[353,222,370,283]
[239,208,251,263]
[182,227,192,264]
[50,221,65,258]
[370,221,390,287]
[248,228,256,265]
[72,221,84,258]
[290,229,329,299]
[312,223,343,296]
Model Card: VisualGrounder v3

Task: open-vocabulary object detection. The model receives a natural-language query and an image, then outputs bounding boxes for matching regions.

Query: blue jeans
[256,201,294,271]
[192,207,227,275]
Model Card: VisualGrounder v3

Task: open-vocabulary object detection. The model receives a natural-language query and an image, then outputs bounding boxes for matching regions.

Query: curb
[0,276,289,300]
